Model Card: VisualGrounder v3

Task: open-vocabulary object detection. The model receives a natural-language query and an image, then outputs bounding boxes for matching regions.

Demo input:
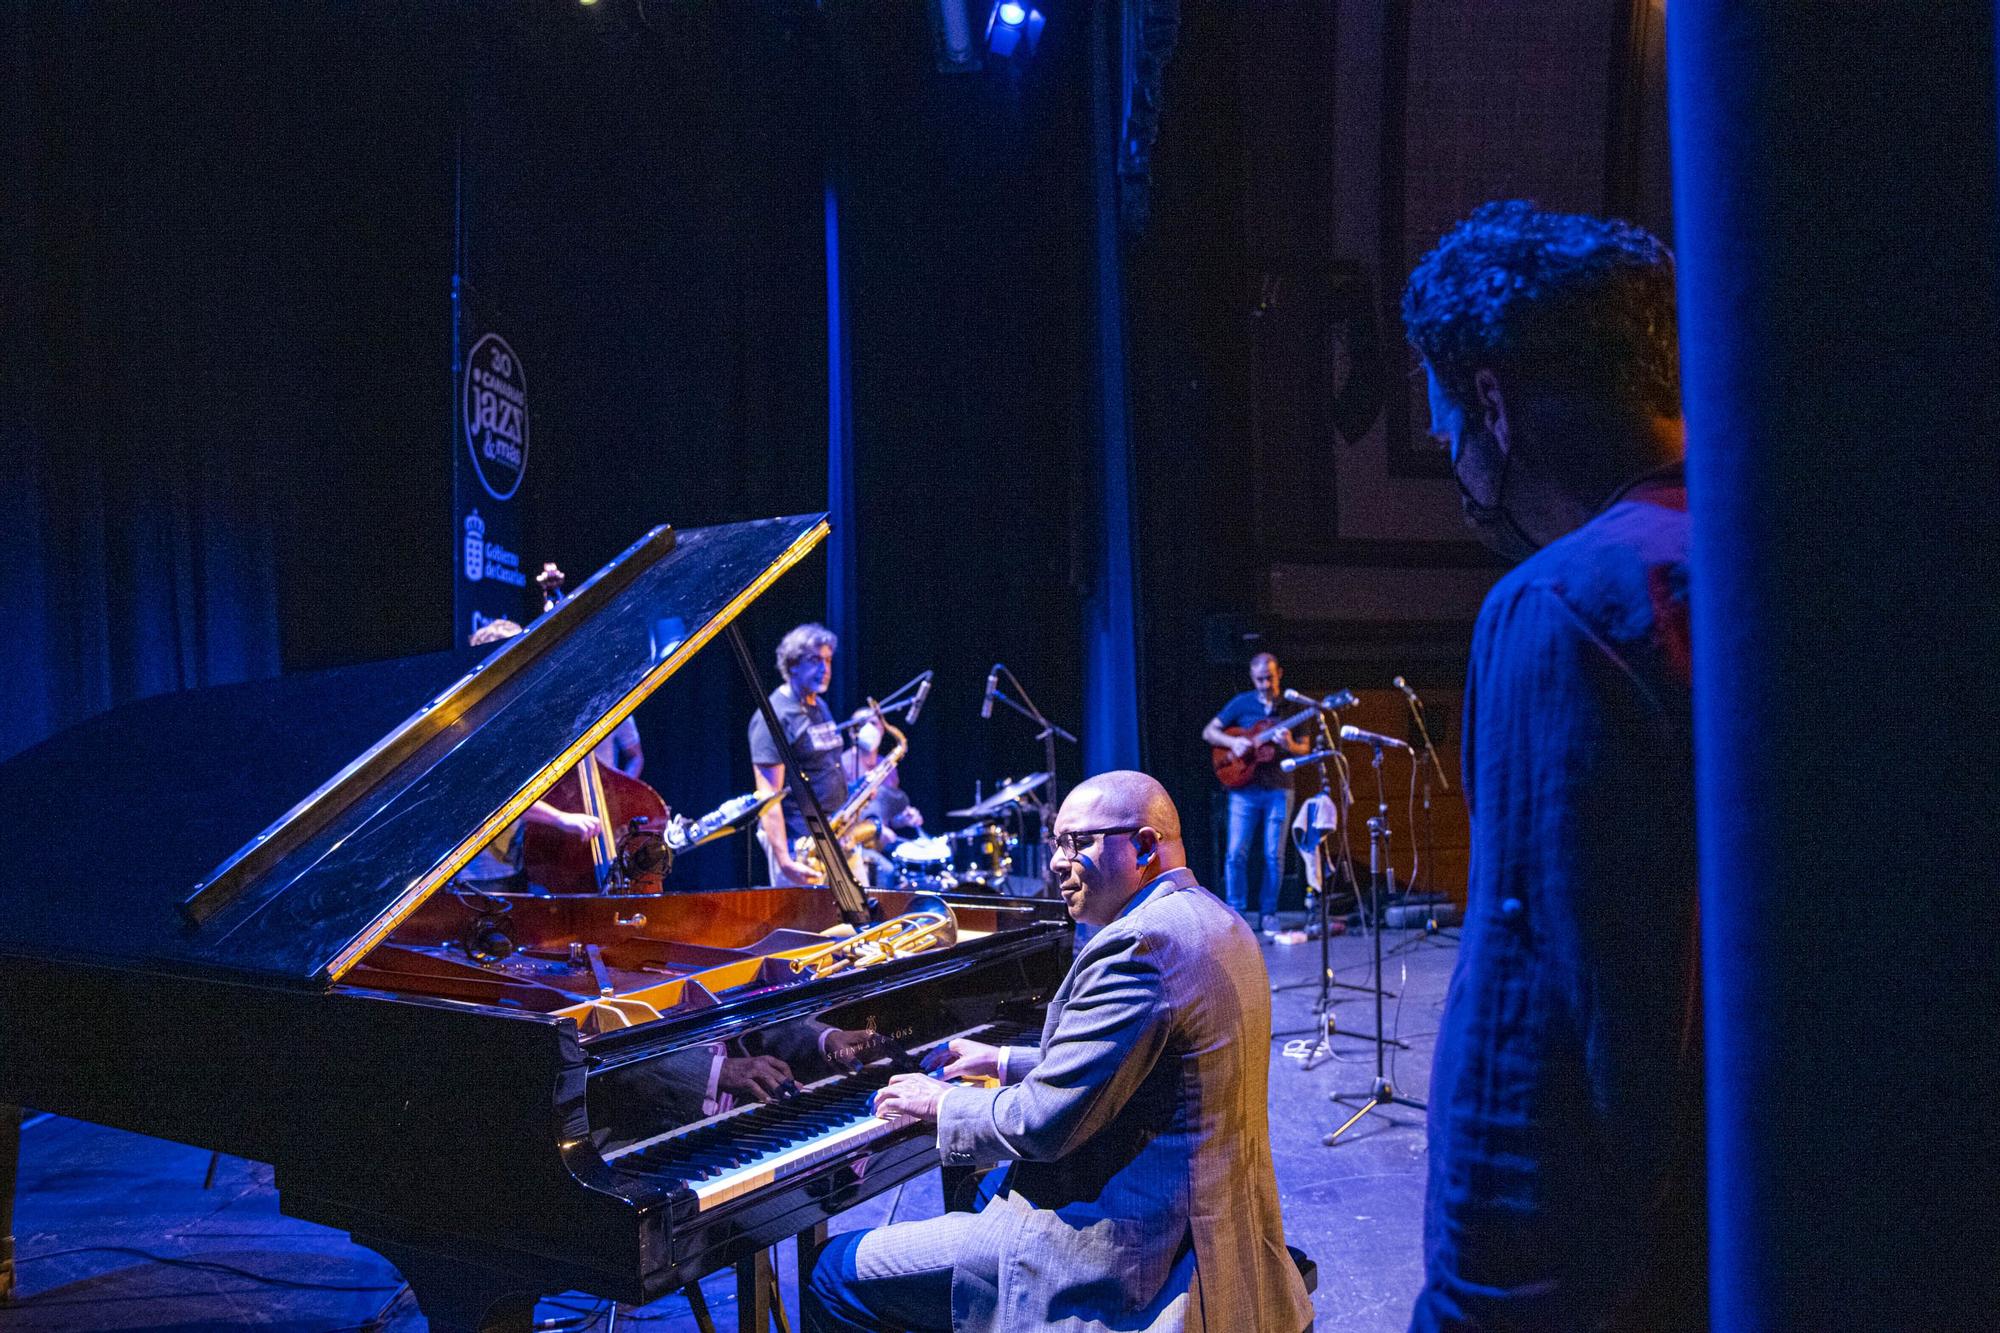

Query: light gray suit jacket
[934,867,1312,1333]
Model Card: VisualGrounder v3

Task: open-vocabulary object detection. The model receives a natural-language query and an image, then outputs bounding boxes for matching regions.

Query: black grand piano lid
[0,514,829,988]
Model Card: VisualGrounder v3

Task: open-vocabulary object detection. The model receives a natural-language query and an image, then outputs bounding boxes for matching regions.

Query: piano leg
[684,1278,719,1333]
[795,1220,828,1299]
[0,1102,19,1305]
[356,1235,540,1333]
[735,1248,773,1333]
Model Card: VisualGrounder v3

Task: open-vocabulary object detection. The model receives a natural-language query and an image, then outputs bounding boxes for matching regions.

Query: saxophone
[793,705,907,879]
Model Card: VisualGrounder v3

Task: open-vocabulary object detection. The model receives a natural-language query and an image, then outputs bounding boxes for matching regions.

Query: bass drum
[949,822,1017,890]
[890,835,958,892]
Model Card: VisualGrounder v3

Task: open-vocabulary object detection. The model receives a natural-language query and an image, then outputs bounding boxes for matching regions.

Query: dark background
[1,0,1667,893]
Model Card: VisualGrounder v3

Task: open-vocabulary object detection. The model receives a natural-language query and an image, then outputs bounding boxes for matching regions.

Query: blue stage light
[985,0,1043,60]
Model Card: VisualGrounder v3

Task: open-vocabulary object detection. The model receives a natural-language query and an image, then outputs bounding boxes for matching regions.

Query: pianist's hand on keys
[920,1036,1002,1082]
[873,1071,965,1124]
[604,1023,1028,1211]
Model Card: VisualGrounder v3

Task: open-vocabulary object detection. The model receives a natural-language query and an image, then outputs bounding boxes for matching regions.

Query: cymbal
[947,771,1052,818]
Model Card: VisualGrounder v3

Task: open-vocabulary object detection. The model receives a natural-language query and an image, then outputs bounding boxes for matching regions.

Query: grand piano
[0,515,1072,1330]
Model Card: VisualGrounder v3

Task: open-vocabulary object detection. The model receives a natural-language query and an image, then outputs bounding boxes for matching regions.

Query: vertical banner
[453,278,532,642]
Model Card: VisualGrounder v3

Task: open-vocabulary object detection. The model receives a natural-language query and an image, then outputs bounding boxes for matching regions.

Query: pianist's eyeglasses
[1050,826,1143,858]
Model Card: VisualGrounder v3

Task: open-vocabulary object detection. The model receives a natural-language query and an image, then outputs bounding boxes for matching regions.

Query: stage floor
[2,920,1455,1332]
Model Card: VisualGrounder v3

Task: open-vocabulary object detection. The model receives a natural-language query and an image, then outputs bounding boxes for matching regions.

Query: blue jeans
[1224,785,1290,918]
[804,1226,956,1333]
[804,1168,1009,1332]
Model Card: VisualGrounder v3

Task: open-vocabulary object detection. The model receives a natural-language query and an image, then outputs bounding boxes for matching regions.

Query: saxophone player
[844,706,924,847]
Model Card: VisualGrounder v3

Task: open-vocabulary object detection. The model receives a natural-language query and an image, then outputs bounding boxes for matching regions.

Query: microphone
[1340,724,1413,752]
[980,666,1001,719]
[1395,673,1450,792]
[907,676,932,724]
[1283,687,1360,712]
[1280,747,1339,773]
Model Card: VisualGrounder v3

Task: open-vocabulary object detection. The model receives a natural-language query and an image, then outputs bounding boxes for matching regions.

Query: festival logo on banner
[463,509,486,582]
[454,287,534,643]
[463,332,530,500]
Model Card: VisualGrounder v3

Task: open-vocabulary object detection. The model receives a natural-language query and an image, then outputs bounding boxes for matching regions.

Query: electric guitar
[1210,703,1321,789]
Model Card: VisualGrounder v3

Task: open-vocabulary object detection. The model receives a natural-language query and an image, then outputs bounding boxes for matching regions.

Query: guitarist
[1200,653,1309,936]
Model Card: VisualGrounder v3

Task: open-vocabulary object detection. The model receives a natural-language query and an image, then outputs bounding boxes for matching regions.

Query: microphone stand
[1389,682,1459,955]
[1272,711,1376,1067]
[834,669,932,729]
[1323,739,1427,1145]
[986,666,1077,879]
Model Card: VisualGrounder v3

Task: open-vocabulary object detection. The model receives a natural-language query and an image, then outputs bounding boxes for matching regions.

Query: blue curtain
[0,437,281,766]
[1,9,285,761]
[824,175,860,707]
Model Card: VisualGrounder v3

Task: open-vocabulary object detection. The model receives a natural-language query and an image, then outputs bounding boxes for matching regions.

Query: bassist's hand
[555,811,603,840]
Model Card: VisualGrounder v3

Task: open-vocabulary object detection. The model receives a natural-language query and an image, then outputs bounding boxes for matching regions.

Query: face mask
[1452,427,1541,562]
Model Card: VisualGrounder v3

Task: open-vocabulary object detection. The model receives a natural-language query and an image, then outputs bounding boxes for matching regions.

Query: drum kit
[886,771,1051,893]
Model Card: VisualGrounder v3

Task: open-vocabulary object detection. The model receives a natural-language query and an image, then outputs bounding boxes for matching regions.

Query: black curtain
[0,7,454,759]
[3,2,1101,883]
[0,3,828,793]
[829,0,1096,825]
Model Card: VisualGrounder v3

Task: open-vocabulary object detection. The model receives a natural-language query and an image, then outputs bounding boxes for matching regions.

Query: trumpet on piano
[788,895,958,979]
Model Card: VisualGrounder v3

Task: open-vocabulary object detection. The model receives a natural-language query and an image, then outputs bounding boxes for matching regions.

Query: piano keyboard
[607,1022,1027,1211]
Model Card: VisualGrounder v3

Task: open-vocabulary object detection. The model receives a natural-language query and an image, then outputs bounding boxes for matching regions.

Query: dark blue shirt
[747,688,847,844]
[1215,689,1293,789]
[1412,470,1704,1333]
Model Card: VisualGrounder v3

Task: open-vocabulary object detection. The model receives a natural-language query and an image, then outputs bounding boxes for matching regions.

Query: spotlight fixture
[985,0,1044,61]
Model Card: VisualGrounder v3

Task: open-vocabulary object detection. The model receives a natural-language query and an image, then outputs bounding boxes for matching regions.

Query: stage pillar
[1081,0,1144,775]
[825,174,860,703]
[1669,6,2000,1327]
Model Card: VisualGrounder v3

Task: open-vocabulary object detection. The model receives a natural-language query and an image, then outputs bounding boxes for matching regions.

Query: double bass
[519,752,673,894]
[519,562,673,893]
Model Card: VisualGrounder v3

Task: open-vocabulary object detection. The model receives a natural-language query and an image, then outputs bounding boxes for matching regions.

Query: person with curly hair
[1403,201,1704,1332]
[748,622,846,886]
